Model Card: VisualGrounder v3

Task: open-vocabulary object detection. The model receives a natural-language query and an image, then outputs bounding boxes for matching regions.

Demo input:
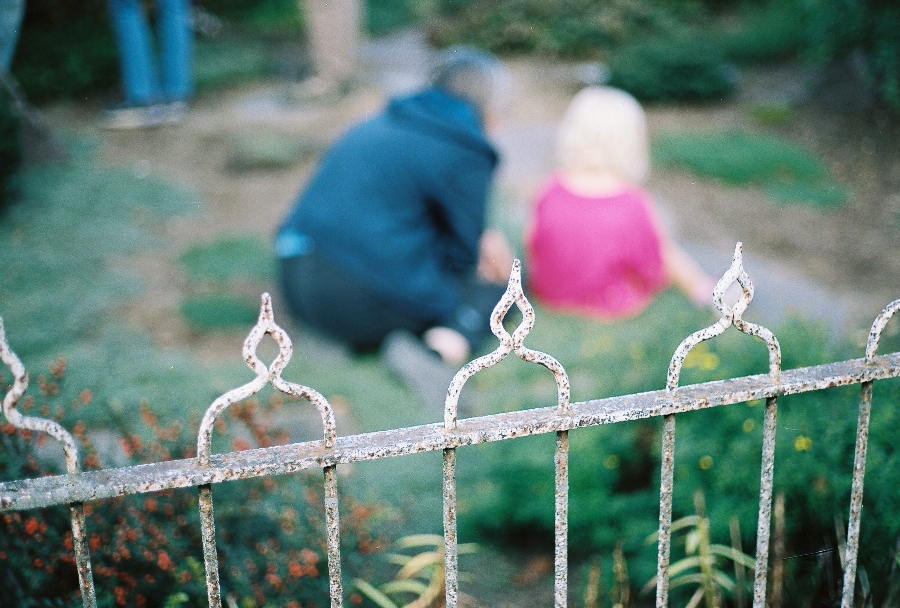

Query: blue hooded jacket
[277,88,499,320]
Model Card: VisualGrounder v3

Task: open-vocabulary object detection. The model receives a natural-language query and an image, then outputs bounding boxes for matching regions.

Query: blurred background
[2,0,900,606]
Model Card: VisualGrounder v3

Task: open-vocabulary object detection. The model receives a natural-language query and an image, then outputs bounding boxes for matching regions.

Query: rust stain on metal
[554,430,569,608]
[193,294,341,607]
[841,381,871,608]
[2,317,98,607]
[3,352,900,512]
[324,465,343,607]
[197,293,336,468]
[2,246,900,607]
[752,397,778,608]
[199,484,222,608]
[655,414,675,608]
[658,243,783,607]
[444,259,570,430]
[667,242,781,393]
[443,448,459,608]
[841,298,898,606]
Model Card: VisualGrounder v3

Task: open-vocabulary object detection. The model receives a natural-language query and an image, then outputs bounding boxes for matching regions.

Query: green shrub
[366,0,421,35]
[0,85,22,211]
[427,0,683,57]
[712,0,804,64]
[193,39,277,92]
[607,36,736,103]
[652,129,848,207]
[801,0,900,113]
[11,0,118,103]
[453,293,900,603]
[0,377,387,608]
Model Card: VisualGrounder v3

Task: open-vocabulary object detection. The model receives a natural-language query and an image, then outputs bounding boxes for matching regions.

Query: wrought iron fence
[2,242,900,608]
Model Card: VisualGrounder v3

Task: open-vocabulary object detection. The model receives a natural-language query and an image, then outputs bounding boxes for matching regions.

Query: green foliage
[354,534,477,608]
[801,0,900,112]
[179,236,274,283]
[177,235,275,331]
[0,380,386,608]
[606,36,736,103]
[180,294,260,330]
[366,0,422,35]
[427,0,684,57]
[0,137,198,359]
[193,39,277,92]
[711,1,805,65]
[0,85,22,211]
[451,290,900,603]
[11,0,118,103]
[652,129,848,207]
[642,491,755,606]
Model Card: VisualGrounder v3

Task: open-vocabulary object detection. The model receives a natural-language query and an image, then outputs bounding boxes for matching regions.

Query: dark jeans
[278,252,505,353]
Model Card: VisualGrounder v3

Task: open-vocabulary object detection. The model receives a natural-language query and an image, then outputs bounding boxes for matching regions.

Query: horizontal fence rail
[2,242,899,608]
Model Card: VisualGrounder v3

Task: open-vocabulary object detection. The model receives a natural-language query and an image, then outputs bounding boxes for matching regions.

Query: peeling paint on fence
[2,246,900,608]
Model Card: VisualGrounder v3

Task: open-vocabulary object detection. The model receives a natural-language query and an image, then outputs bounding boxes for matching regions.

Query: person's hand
[477,229,514,285]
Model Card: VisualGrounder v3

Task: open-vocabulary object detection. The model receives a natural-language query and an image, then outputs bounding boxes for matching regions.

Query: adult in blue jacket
[275,47,513,365]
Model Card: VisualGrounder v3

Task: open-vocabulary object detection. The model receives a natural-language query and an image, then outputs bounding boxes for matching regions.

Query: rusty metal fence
[2,242,900,608]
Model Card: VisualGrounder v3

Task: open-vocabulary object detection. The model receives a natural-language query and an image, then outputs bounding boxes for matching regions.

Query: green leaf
[354,578,401,608]
[396,551,442,579]
[395,534,445,549]
[381,579,430,596]
[709,544,756,570]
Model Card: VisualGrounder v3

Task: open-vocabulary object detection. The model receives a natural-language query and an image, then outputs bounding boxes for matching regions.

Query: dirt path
[40,31,900,356]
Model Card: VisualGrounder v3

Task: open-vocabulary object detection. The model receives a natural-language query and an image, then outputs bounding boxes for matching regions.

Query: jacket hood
[386,88,498,164]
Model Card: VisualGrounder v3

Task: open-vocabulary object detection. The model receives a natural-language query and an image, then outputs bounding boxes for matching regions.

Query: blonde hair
[555,86,649,183]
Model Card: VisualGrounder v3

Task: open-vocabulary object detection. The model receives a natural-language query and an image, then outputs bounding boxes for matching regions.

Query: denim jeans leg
[155,0,193,102]
[107,0,160,104]
[0,0,26,72]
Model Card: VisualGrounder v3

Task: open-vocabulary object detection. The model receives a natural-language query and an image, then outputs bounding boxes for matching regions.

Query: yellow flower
[698,455,714,470]
[794,436,812,451]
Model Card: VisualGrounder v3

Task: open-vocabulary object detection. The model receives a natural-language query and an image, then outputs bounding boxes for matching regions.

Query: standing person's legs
[155,0,193,103]
[0,0,26,72]
[107,0,160,105]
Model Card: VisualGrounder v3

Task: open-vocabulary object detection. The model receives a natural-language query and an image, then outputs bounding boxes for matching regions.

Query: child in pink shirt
[526,86,714,320]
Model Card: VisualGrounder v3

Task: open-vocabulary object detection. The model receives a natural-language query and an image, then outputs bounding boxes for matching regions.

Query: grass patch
[652,129,848,207]
[226,132,321,172]
[194,38,277,91]
[179,235,275,282]
[179,294,260,330]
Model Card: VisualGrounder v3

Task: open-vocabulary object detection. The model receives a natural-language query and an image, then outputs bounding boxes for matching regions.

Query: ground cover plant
[3,133,900,605]
[652,129,848,207]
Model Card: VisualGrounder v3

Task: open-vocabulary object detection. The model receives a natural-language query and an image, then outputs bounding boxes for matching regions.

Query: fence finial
[196,293,336,468]
[666,242,781,392]
[0,317,81,475]
[865,298,900,363]
[443,259,570,429]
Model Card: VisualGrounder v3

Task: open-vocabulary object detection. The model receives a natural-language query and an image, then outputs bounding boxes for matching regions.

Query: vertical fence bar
[840,381,872,607]
[752,396,778,607]
[442,447,459,608]
[70,503,97,608]
[655,413,676,608]
[199,484,223,608]
[1,317,98,608]
[554,430,569,608]
[324,465,344,607]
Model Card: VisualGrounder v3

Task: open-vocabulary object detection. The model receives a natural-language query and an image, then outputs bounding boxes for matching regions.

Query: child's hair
[555,86,649,183]
[429,45,513,125]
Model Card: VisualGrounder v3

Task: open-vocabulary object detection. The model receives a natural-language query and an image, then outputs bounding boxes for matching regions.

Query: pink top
[526,175,669,320]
